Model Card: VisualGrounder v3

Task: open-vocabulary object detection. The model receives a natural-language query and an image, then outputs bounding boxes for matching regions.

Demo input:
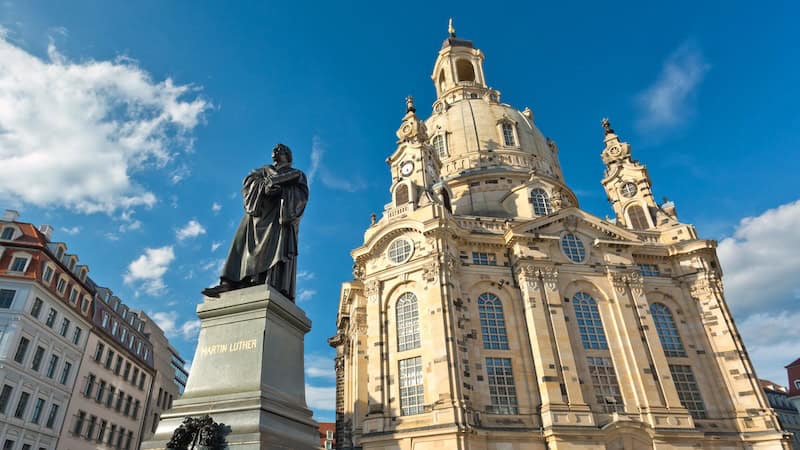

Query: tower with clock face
[386,96,446,212]
[329,23,786,450]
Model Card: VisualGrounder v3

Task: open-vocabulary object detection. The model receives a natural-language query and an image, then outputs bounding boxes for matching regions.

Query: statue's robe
[220,164,308,301]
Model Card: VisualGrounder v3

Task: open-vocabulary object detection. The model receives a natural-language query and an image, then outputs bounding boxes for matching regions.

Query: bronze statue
[203,143,309,301]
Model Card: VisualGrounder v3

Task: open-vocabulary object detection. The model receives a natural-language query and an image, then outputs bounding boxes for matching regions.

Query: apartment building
[0,210,93,450]
[58,287,155,450]
[134,310,188,442]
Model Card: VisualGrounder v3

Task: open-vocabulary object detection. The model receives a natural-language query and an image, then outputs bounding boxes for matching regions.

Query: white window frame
[399,356,424,416]
[387,238,414,265]
[8,252,32,273]
[56,276,67,294]
[1,226,18,240]
[530,188,553,216]
[42,263,54,283]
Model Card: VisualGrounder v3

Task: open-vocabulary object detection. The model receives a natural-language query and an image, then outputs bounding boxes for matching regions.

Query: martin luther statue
[203,143,308,301]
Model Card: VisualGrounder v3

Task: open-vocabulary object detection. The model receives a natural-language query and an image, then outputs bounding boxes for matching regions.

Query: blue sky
[1,1,799,420]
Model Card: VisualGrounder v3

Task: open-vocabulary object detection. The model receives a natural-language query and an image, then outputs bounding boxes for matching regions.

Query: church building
[329,24,789,449]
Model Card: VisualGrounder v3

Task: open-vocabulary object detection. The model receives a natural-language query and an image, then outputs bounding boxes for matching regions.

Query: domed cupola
[423,21,577,219]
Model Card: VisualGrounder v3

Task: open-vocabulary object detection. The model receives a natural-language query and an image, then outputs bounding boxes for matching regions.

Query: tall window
[46,403,59,428]
[59,318,70,337]
[45,308,57,328]
[13,337,30,363]
[0,289,14,309]
[399,357,424,416]
[396,292,420,352]
[0,227,13,239]
[31,398,45,424]
[485,358,518,414]
[530,188,552,216]
[561,233,586,263]
[478,293,509,350]
[43,265,54,282]
[0,385,12,414]
[60,362,72,385]
[31,346,45,372]
[573,292,608,349]
[627,205,649,230]
[30,298,43,318]
[650,303,686,357]
[587,356,624,413]
[432,135,447,159]
[501,123,515,146]
[14,391,30,418]
[669,365,707,419]
[46,355,59,379]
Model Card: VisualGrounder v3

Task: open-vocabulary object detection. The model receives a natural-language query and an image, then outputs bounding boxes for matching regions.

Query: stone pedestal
[142,285,319,449]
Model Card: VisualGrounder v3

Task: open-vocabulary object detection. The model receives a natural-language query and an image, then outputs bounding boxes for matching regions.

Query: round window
[561,233,587,263]
[387,238,413,264]
[621,182,637,198]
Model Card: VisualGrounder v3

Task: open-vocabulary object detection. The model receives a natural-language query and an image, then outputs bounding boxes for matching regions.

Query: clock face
[400,161,414,177]
[621,182,637,198]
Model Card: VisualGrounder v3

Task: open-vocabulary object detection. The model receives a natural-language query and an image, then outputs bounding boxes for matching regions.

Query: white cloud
[308,136,366,192]
[211,202,221,213]
[297,270,315,281]
[180,320,201,340]
[200,258,224,273]
[150,311,201,341]
[211,241,222,252]
[718,199,800,313]
[170,165,191,184]
[636,41,709,132]
[123,245,174,295]
[119,219,142,233]
[105,232,120,241]
[305,384,335,411]
[305,353,335,380]
[0,35,209,214]
[150,311,178,336]
[298,289,316,303]
[176,219,206,240]
[737,311,799,385]
[61,226,80,235]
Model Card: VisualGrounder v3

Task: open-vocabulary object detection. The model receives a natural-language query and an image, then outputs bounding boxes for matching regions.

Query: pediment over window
[504,207,641,244]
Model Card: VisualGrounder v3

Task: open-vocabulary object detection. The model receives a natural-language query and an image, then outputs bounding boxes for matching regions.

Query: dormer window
[55,246,64,260]
[68,288,78,305]
[1,227,15,240]
[81,297,90,313]
[502,123,515,146]
[43,265,54,283]
[56,276,67,294]
[10,255,29,273]
[530,188,553,216]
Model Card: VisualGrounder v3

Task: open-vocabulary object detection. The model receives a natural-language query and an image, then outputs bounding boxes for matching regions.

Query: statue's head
[272,143,292,165]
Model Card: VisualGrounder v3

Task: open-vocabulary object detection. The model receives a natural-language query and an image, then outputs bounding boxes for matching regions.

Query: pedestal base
[142,285,318,449]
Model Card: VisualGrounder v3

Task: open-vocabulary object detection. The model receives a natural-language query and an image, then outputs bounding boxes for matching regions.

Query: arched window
[438,69,446,92]
[561,233,586,263]
[572,292,608,349]
[456,59,475,82]
[432,135,447,159]
[396,292,420,352]
[440,188,452,213]
[395,184,409,206]
[501,123,515,146]
[530,188,552,216]
[478,293,509,350]
[627,205,649,230]
[650,303,686,357]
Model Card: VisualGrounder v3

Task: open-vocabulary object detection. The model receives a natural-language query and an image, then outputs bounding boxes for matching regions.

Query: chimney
[39,224,54,241]
[2,209,20,222]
